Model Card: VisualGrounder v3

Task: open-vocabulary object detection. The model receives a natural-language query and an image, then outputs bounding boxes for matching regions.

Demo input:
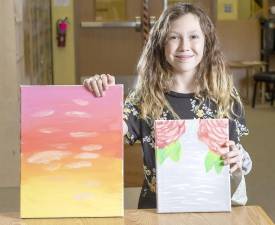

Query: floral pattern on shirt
[235,119,249,141]
[144,165,156,193]
[142,135,155,148]
[190,98,216,119]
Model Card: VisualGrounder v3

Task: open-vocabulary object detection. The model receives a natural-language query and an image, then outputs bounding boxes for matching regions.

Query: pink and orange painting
[20,85,123,218]
[155,119,231,213]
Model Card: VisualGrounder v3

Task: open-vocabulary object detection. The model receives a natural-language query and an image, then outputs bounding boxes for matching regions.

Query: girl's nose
[179,37,190,51]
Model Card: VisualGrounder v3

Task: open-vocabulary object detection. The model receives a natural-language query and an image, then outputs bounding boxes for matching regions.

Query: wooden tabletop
[0,206,273,225]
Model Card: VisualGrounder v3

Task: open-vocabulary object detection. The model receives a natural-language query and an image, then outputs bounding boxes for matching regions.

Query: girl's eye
[168,36,179,41]
[169,36,177,39]
[190,35,199,39]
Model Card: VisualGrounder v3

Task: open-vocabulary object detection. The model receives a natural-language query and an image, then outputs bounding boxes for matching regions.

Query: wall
[216,19,261,98]
[238,0,251,19]
[51,0,76,84]
[216,19,260,61]
[0,0,20,187]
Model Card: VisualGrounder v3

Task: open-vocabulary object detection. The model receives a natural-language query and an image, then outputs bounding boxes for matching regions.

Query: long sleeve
[231,170,248,205]
[123,91,141,145]
[230,144,252,205]
[238,143,252,176]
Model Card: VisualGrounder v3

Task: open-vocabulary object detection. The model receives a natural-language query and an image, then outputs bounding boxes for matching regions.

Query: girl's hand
[220,140,243,174]
[83,74,128,136]
[83,74,115,97]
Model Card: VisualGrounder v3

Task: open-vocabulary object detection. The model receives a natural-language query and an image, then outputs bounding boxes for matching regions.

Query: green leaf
[156,148,167,165]
[214,159,224,174]
[205,150,220,173]
[156,140,182,164]
[168,141,181,162]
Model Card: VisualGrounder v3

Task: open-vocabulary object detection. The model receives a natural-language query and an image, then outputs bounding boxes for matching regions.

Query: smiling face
[164,13,205,77]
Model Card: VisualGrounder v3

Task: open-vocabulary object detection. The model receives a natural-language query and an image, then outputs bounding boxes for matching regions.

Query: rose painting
[155,120,186,164]
[197,119,229,174]
[155,119,231,213]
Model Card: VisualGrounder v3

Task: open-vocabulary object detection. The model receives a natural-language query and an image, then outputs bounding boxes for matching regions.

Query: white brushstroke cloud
[69,132,97,138]
[32,110,55,118]
[74,192,93,201]
[65,111,91,118]
[81,144,102,151]
[75,153,99,159]
[64,161,92,169]
[50,143,71,150]
[44,163,62,171]
[39,128,60,134]
[27,151,71,164]
[72,99,89,106]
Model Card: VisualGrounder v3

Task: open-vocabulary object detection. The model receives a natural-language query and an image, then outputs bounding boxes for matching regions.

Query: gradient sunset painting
[20,85,123,218]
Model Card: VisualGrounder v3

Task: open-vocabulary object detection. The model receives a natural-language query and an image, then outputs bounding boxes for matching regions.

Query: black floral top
[123,90,249,209]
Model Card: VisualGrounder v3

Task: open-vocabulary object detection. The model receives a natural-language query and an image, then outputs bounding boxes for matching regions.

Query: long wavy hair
[134,3,243,120]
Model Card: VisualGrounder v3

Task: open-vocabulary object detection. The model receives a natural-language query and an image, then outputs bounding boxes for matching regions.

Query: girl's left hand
[220,140,243,174]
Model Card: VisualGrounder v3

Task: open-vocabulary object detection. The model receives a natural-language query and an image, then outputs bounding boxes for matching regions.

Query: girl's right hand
[83,74,115,97]
[83,74,128,135]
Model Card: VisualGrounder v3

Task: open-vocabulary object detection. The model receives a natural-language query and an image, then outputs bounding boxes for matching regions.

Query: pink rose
[197,119,229,155]
[155,120,186,149]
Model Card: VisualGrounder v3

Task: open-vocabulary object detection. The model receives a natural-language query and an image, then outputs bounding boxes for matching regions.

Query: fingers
[223,153,242,165]
[223,140,235,147]
[224,147,239,158]
[107,74,115,85]
[83,74,115,97]
[90,74,101,97]
[97,77,104,96]
[83,76,99,96]
[216,140,234,156]
[219,140,237,157]
[101,74,108,91]
[220,141,243,174]
[217,146,229,155]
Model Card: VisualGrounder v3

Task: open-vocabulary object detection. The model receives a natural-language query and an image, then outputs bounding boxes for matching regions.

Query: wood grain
[0,206,273,225]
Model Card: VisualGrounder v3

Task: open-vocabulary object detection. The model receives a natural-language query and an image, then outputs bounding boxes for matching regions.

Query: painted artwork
[155,119,231,213]
[20,85,124,218]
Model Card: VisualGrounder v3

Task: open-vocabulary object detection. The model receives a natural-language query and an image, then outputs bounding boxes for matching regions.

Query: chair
[252,71,275,108]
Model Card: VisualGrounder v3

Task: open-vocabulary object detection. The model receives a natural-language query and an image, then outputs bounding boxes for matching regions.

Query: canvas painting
[20,85,123,218]
[155,119,231,213]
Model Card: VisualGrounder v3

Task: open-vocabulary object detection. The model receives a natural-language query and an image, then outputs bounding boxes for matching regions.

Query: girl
[83,3,252,209]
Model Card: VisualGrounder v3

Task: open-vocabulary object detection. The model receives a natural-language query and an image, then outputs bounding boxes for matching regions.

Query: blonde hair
[134,3,243,120]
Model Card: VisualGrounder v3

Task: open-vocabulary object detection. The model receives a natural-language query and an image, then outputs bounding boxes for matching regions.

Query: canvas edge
[225,118,232,212]
[19,84,124,88]
[154,120,160,213]
[19,86,23,218]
